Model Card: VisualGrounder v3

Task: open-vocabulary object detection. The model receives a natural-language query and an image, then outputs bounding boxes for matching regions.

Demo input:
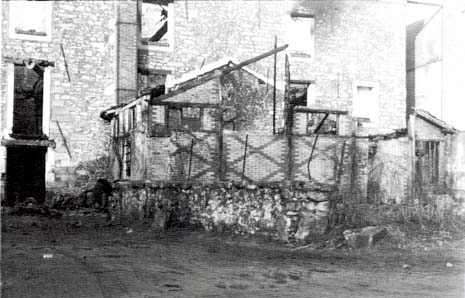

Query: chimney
[115,0,138,104]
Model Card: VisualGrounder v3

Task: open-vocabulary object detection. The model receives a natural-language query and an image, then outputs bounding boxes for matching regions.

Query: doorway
[5,146,47,205]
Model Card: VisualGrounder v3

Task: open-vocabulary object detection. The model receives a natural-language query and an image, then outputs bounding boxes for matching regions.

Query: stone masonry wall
[1,1,116,189]
[112,181,332,243]
[139,0,406,134]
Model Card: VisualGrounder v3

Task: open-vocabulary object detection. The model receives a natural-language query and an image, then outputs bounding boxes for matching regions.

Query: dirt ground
[1,211,464,298]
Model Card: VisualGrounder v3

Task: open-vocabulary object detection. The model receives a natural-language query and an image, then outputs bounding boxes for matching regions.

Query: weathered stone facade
[111,181,335,242]
[1,1,116,197]
[140,0,407,134]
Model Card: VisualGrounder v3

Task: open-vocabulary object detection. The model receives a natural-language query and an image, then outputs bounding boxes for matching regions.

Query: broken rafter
[407,0,442,7]
[154,101,219,108]
[101,95,150,119]
[149,44,289,105]
[293,107,348,115]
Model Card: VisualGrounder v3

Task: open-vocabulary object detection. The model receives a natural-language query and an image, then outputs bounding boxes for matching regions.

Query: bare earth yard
[1,212,464,298]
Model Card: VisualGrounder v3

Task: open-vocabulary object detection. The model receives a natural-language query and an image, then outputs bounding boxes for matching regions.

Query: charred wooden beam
[154,102,220,108]
[137,67,172,75]
[1,138,55,148]
[293,106,348,115]
[3,57,55,67]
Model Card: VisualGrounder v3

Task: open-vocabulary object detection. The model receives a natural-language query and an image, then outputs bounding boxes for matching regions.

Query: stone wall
[1,1,117,190]
[140,0,407,134]
[112,181,332,242]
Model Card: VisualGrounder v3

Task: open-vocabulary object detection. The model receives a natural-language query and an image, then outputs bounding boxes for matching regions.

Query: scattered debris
[8,199,63,219]
[402,264,410,269]
[67,220,82,228]
[126,228,133,234]
[446,262,453,268]
[43,254,53,259]
[152,207,168,230]
[343,226,388,249]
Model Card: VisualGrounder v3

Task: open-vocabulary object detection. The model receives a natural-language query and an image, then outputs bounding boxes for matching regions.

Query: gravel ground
[1,212,464,298]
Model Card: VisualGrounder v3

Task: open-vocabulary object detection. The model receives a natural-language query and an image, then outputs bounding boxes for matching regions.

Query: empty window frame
[416,140,440,185]
[289,81,315,107]
[288,13,315,58]
[140,0,173,47]
[128,107,136,131]
[167,107,182,130]
[9,1,52,41]
[306,113,338,135]
[167,107,202,131]
[12,63,44,137]
[122,139,132,178]
[181,107,201,131]
[137,69,167,95]
[353,82,379,125]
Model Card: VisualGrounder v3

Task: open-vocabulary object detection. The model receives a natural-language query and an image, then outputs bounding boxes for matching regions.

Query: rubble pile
[113,181,333,242]
[8,197,63,218]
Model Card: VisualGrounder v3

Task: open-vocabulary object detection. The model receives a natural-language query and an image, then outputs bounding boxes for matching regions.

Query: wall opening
[137,69,166,95]
[353,82,379,128]
[5,146,47,205]
[288,12,315,58]
[416,140,440,190]
[140,0,173,47]
[12,63,44,138]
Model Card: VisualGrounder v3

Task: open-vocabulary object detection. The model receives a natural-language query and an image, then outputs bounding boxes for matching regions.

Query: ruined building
[101,0,408,183]
[1,0,411,203]
[406,1,465,198]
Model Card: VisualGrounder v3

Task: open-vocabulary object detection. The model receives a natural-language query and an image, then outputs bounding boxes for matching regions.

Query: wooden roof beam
[149,44,289,105]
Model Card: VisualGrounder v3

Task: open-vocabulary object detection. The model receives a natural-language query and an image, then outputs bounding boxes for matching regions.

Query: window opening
[12,62,44,138]
[138,71,166,95]
[289,81,314,106]
[306,113,338,135]
[288,13,315,58]
[9,1,51,41]
[353,84,379,125]
[141,0,171,46]
[167,107,202,131]
[123,139,132,178]
[416,140,440,185]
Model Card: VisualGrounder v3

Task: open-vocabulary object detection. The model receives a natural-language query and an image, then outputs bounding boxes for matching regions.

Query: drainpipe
[440,6,444,120]
[0,0,3,199]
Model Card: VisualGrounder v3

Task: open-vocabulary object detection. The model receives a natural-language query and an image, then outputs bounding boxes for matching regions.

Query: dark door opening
[5,146,47,205]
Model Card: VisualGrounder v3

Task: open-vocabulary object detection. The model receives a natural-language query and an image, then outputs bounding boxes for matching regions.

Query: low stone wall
[111,181,333,243]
